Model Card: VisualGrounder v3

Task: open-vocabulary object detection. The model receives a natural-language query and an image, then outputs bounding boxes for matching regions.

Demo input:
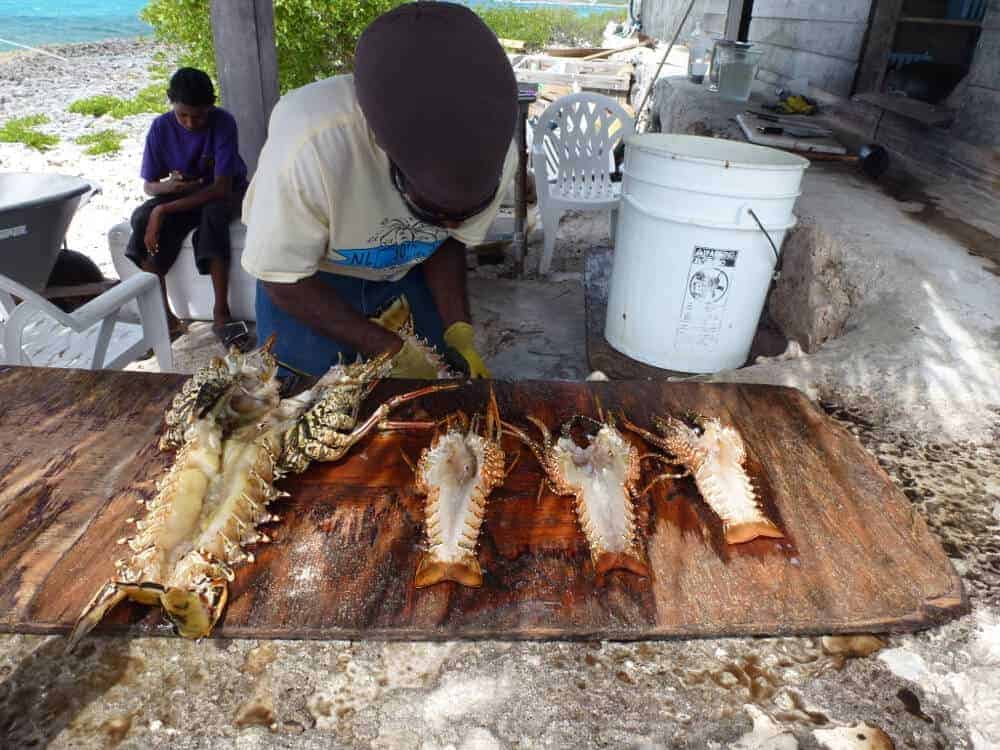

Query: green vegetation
[139,0,626,94]
[476,7,623,50]
[141,0,404,93]
[75,129,127,156]
[0,114,59,151]
[68,84,167,119]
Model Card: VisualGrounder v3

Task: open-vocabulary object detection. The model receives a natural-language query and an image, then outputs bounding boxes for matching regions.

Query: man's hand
[444,321,490,378]
[144,206,164,255]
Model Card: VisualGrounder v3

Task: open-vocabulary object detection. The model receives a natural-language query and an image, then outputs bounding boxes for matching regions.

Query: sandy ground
[0,39,172,278]
[2,40,1000,750]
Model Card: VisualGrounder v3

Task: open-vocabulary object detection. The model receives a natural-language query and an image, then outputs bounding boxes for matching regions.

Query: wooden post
[210,0,279,176]
[725,0,744,40]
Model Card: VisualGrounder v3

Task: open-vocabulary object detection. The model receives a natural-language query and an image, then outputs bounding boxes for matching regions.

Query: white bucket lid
[625,134,810,172]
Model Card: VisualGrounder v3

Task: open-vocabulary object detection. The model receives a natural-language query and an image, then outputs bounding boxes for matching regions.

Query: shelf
[854,92,956,126]
[899,16,983,27]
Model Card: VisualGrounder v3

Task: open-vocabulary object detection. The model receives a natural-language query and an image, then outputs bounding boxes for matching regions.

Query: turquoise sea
[0,0,626,53]
[0,0,151,51]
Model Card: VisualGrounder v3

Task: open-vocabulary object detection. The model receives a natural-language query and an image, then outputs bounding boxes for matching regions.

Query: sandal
[213,320,254,352]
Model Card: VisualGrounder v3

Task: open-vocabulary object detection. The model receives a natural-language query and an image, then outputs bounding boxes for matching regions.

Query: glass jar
[716,44,764,102]
[687,24,711,83]
[707,40,735,92]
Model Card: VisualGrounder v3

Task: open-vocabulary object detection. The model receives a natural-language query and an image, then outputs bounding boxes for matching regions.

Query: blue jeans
[256,265,447,377]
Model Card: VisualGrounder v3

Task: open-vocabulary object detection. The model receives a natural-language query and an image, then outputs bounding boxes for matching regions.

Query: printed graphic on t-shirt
[326,217,446,273]
[328,240,442,270]
[367,218,442,246]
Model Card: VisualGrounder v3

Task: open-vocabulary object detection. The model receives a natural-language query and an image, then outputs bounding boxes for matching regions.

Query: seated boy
[125,67,251,349]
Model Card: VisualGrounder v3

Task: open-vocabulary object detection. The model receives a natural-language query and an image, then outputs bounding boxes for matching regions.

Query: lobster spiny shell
[653,415,783,545]
[160,341,281,451]
[125,416,225,580]
[279,352,393,474]
[548,424,648,580]
[413,413,505,588]
[68,365,306,650]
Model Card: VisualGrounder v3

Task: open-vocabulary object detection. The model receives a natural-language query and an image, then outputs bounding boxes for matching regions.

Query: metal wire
[635,0,699,131]
[748,208,781,267]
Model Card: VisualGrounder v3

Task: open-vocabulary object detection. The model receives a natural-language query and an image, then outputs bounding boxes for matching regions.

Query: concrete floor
[3,112,1000,749]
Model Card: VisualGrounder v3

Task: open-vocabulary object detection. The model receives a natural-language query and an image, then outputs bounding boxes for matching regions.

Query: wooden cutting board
[737,113,848,155]
[0,366,965,640]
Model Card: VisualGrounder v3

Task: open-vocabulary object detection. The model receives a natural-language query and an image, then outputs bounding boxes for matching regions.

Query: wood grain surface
[0,366,966,641]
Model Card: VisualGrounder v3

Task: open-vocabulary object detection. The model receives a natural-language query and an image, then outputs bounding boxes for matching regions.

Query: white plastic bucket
[605,135,809,373]
[622,134,808,226]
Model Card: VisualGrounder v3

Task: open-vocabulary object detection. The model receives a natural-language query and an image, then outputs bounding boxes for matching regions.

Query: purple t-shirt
[140,108,248,191]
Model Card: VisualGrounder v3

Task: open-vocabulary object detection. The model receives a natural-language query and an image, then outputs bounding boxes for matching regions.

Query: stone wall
[951,1,1000,148]
[749,0,875,98]
[640,0,999,191]
[639,0,728,41]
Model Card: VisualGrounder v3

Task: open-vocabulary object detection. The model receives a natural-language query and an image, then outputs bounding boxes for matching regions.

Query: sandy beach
[0,38,174,277]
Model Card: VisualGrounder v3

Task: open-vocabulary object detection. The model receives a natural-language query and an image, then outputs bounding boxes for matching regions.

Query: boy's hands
[165,171,199,194]
[144,206,164,254]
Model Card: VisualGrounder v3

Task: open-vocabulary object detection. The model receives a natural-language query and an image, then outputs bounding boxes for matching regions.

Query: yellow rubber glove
[444,321,491,379]
[390,339,441,379]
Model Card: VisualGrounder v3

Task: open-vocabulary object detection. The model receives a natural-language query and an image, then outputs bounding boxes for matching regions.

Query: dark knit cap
[354,2,518,214]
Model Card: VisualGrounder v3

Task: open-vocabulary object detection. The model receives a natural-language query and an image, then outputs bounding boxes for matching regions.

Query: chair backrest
[0,273,80,365]
[531,92,635,197]
[0,274,75,328]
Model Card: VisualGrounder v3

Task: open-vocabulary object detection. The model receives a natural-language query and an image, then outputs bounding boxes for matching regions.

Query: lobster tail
[593,551,650,585]
[159,583,228,639]
[724,519,784,545]
[414,552,484,588]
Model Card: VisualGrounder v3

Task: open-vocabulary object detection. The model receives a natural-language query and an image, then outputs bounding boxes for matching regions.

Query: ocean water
[0,0,151,51]
[0,0,624,52]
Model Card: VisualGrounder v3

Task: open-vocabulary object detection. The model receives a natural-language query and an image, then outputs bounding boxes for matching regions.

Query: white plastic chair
[531,92,634,275]
[0,272,173,371]
[108,221,257,322]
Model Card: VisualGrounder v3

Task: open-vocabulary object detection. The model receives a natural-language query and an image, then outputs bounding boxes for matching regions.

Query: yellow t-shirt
[241,75,516,283]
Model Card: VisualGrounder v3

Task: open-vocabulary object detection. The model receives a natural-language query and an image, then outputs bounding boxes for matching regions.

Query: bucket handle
[747,207,782,280]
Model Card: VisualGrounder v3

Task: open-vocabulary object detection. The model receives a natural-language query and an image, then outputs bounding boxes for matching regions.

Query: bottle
[687,22,711,84]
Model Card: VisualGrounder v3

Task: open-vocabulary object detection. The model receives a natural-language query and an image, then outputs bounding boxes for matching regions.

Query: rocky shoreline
[0,38,175,276]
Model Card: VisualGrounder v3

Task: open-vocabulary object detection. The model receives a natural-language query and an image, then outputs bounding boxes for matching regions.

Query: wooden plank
[899,16,983,26]
[516,57,634,75]
[499,38,527,51]
[514,70,631,92]
[210,0,279,176]
[544,47,614,58]
[853,92,956,126]
[854,0,905,96]
[0,366,965,640]
[726,0,746,39]
[42,280,118,299]
[736,114,849,154]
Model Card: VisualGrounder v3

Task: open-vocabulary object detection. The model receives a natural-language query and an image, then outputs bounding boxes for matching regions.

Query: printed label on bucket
[674,246,738,350]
